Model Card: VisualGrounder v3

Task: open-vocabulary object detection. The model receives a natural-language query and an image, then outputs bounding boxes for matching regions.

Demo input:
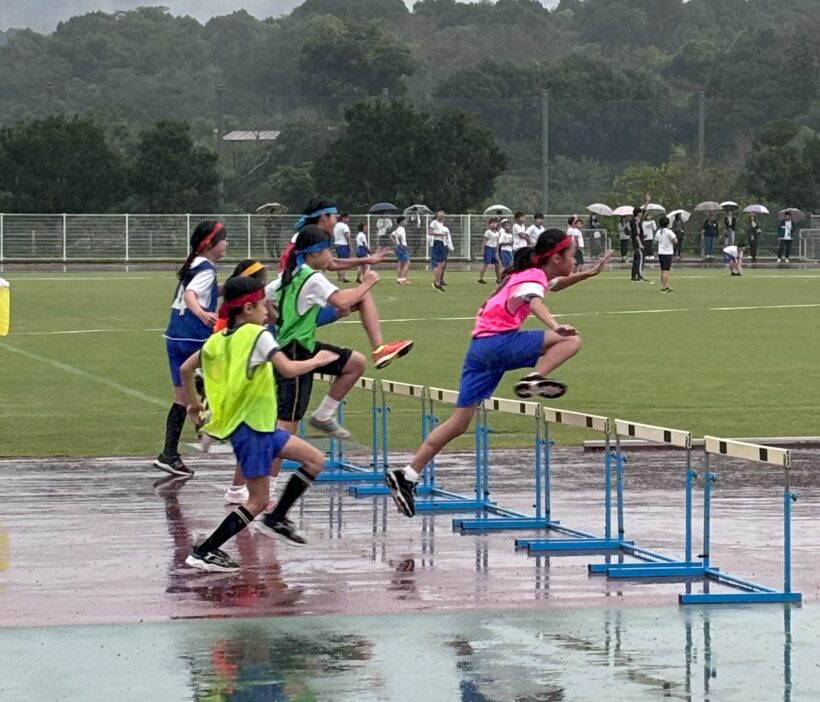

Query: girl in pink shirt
[386,229,612,517]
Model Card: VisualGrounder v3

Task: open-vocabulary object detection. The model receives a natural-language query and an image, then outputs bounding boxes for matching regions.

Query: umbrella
[612,205,635,216]
[483,204,513,216]
[403,204,433,216]
[694,201,721,212]
[255,202,287,214]
[778,208,805,222]
[587,203,614,217]
[720,200,739,209]
[743,204,770,215]
[644,203,666,213]
[667,209,691,223]
[369,202,398,214]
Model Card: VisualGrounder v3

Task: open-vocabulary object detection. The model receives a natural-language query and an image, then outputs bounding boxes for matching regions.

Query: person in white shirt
[642,213,657,259]
[526,212,545,251]
[567,217,585,272]
[478,217,501,284]
[376,216,393,240]
[512,211,530,252]
[654,215,678,292]
[497,218,514,268]
[429,208,450,292]
[355,223,370,283]
[391,216,411,284]
[723,242,745,276]
[332,213,352,283]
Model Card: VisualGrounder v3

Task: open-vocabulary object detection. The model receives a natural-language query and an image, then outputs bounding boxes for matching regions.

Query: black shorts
[276,340,353,423]
[658,254,673,271]
[574,249,585,265]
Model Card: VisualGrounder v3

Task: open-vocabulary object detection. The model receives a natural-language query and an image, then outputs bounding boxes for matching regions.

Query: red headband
[218,288,265,320]
[196,222,224,254]
[533,236,572,265]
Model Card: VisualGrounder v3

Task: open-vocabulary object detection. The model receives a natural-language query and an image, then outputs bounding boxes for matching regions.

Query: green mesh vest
[200,323,277,439]
[277,265,322,351]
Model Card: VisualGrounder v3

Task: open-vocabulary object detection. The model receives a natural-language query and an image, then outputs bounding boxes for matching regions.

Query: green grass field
[2,266,819,457]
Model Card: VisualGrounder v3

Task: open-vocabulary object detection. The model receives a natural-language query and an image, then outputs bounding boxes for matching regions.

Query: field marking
[12,328,164,336]
[0,341,167,407]
[3,277,155,282]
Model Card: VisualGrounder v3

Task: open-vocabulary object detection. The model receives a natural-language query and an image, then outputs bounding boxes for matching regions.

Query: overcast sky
[0,0,558,33]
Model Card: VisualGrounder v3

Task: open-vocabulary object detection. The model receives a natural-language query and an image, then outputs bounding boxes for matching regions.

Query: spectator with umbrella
[742,204,769,262]
[722,202,739,246]
[702,215,719,259]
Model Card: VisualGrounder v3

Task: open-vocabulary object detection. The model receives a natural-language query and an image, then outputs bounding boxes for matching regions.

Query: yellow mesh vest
[200,323,277,439]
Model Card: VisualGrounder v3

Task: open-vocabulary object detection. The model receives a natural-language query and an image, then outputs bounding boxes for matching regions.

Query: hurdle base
[680,591,802,605]
[454,517,554,532]
[597,562,708,579]
[518,537,634,553]
[348,484,442,498]
[415,498,494,512]
[282,458,386,483]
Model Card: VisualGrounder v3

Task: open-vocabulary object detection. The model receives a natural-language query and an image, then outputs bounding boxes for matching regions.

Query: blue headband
[292,206,339,232]
[295,237,332,268]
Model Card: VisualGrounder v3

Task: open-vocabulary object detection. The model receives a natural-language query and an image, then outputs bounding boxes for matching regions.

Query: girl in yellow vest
[180,276,339,571]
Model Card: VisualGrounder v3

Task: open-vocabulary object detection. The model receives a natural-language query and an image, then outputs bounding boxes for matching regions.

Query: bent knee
[345,351,367,374]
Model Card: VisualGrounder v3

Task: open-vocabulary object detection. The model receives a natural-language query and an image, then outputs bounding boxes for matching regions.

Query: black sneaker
[477,279,487,284]
[153,453,194,477]
[431,283,445,292]
[185,548,239,572]
[514,374,567,399]
[385,469,417,517]
[260,515,307,547]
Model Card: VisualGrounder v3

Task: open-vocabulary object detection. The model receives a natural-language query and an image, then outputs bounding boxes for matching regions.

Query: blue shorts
[357,246,368,258]
[165,338,205,387]
[335,245,350,259]
[430,240,448,267]
[316,304,338,327]
[499,249,513,268]
[574,249,585,265]
[483,246,497,264]
[723,252,736,262]
[396,246,409,262]
[231,424,291,479]
[457,330,546,407]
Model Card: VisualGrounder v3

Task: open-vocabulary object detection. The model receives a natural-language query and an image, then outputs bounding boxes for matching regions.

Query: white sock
[313,395,340,421]
[403,465,419,482]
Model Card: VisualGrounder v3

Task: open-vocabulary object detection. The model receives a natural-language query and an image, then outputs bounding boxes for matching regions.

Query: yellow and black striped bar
[543,407,610,433]
[315,374,375,391]
[482,396,540,417]
[381,379,425,398]
[704,435,790,469]
[614,419,690,448]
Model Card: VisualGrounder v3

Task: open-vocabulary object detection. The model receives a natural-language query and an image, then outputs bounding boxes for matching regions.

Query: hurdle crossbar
[678,436,801,604]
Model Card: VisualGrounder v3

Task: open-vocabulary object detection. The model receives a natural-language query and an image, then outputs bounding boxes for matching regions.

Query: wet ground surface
[1,447,819,700]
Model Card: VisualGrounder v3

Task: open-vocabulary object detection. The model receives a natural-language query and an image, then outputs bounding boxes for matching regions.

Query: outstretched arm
[550,249,613,292]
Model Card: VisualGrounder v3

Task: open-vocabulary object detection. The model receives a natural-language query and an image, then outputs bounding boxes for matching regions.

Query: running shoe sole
[373,340,414,370]
[184,554,239,573]
[514,378,567,400]
[385,471,415,517]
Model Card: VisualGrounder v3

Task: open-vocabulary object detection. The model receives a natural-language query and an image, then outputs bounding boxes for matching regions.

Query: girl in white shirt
[355,223,370,283]
[391,217,411,284]
[478,217,501,284]
[654,215,678,292]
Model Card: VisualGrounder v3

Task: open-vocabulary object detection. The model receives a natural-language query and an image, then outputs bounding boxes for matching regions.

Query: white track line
[4,277,154,281]
[0,341,167,407]
[13,328,164,336]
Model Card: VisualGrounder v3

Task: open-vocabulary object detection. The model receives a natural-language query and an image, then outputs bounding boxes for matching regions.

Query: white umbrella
[644,202,666,213]
[743,204,770,215]
[667,209,691,223]
[255,202,287,214]
[587,203,613,217]
[694,201,721,212]
[778,208,805,222]
[403,204,433,216]
[612,205,634,216]
[720,200,739,209]
[483,204,513,216]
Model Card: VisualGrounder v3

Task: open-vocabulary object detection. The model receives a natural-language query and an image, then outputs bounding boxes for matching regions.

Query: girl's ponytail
[178,220,225,281]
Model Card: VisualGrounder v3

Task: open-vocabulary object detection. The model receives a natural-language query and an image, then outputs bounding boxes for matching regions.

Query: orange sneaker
[372,339,414,369]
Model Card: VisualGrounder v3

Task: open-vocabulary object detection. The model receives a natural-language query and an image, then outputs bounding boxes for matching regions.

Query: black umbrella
[369,202,398,214]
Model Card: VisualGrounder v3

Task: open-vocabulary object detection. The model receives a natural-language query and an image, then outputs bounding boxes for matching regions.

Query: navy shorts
[457,330,546,407]
[574,249,585,265]
[658,254,673,271]
[483,246,497,264]
[723,252,736,263]
[396,246,409,262]
[335,245,350,259]
[231,424,291,479]
[165,338,205,387]
[357,245,368,258]
[430,241,448,267]
[499,249,513,268]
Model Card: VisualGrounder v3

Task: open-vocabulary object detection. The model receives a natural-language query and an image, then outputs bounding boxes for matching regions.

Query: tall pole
[698,90,705,172]
[542,90,550,215]
[216,83,225,202]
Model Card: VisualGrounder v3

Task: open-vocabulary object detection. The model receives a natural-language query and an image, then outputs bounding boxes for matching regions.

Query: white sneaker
[785,259,790,264]
[223,485,249,504]
[777,258,781,263]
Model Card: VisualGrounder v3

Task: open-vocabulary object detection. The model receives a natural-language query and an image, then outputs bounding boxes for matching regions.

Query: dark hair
[397,216,405,225]
[659,215,670,228]
[534,212,544,219]
[280,224,331,291]
[633,207,642,217]
[737,240,747,247]
[488,217,499,225]
[358,223,365,232]
[223,276,265,327]
[229,259,267,283]
[499,228,566,285]
[567,217,575,225]
[178,220,225,281]
[303,196,335,225]
[515,211,525,219]
[339,212,349,220]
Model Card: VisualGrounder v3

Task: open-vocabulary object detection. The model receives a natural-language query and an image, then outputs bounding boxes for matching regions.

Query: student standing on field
[332,213,352,283]
[385,230,613,518]
[655,215,678,293]
[567,217,585,273]
[391,217,411,284]
[629,208,647,282]
[512,211,530,253]
[429,208,450,292]
[497,218,514,269]
[156,220,228,477]
[355,223,370,283]
[478,217,501,284]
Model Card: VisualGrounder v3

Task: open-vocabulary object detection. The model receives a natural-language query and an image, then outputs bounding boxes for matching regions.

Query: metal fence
[0,213,816,263]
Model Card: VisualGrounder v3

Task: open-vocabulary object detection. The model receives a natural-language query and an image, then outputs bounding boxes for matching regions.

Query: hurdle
[677,436,801,604]
[514,407,636,552]
[588,419,703,577]
[282,374,386,483]
[348,379,427,498]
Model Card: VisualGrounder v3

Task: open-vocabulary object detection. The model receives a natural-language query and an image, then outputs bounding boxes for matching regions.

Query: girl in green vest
[180,276,339,571]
